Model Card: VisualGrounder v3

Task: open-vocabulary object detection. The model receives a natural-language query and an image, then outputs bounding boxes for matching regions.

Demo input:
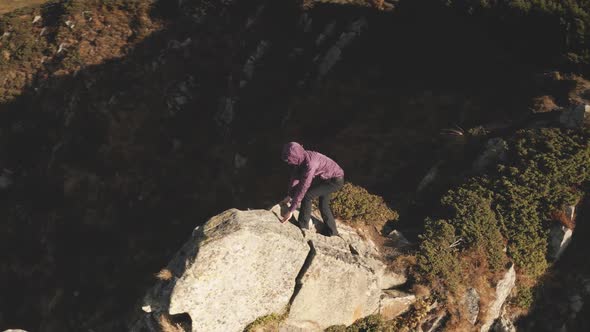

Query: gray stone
[243,40,270,80]
[135,209,309,332]
[417,162,441,192]
[317,17,367,78]
[380,290,416,320]
[234,153,247,169]
[0,174,12,190]
[569,294,583,313]
[245,5,265,30]
[216,96,235,125]
[388,230,412,247]
[283,223,405,331]
[419,304,447,332]
[133,207,408,332]
[480,264,516,332]
[473,138,508,172]
[559,104,590,128]
[298,13,313,33]
[462,288,480,325]
[566,205,576,221]
[491,309,516,332]
[548,225,573,261]
[315,21,337,46]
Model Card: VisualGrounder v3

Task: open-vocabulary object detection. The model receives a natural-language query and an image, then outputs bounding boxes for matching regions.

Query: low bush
[243,310,288,332]
[413,127,590,313]
[330,182,398,230]
[325,314,396,332]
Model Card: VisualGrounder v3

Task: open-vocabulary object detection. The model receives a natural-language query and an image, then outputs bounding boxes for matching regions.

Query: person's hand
[281,211,293,223]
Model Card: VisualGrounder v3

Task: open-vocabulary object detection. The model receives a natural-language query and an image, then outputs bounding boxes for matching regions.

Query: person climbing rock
[280,142,344,236]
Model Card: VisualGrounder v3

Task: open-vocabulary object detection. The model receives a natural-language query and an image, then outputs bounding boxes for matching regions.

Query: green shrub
[414,128,590,308]
[243,310,288,332]
[441,187,507,272]
[415,219,463,293]
[325,314,396,332]
[330,182,399,229]
[511,286,535,309]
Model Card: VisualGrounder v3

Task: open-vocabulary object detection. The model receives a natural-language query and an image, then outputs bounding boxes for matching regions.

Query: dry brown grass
[159,314,184,332]
[551,210,576,229]
[411,284,431,298]
[389,254,417,275]
[0,0,47,14]
[442,245,501,331]
[155,268,173,281]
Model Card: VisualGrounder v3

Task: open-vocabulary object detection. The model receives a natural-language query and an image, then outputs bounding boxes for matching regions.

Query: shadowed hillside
[1,0,590,331]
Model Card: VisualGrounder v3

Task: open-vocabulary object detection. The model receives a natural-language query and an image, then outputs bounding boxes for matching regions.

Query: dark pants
[298,177,344,236]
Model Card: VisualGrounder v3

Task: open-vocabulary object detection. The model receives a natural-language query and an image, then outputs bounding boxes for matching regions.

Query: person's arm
[286,169,299,200]
[288,163,316,214]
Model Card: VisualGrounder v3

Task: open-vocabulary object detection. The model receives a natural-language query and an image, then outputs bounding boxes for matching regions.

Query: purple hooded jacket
[282,142,344,214]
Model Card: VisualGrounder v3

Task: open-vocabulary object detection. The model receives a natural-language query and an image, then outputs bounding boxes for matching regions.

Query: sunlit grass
[0,0,48,14]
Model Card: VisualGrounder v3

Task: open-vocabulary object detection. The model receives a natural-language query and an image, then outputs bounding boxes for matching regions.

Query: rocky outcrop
[549,225,574,262]
[388,230,412,248]
[131,206,407,332]
[317,17,368,79]
[480,264,516,332]
[548,205,575,262]
[462,288,480,325]
[379,290,416,320]
[416,302,446,332]
[472,138,508,172]
[559,104,590,128]
[491,308,516,332]
[417,162,441,192]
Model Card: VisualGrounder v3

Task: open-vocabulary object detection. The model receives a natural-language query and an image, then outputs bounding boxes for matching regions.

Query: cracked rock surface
[131,206,406,332]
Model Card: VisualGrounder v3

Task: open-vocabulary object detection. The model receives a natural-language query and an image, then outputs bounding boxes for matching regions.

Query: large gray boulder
[480,264,516,332]
[283,227,406,331]
[132,207,406,332]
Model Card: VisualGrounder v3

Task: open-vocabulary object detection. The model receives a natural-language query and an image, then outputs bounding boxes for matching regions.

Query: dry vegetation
[0,0,48,14]
[159,314,185,332]
[155,268,173,281]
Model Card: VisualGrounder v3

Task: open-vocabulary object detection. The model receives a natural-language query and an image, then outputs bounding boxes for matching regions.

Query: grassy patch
[0,0,48,14]
[243,309,289,332]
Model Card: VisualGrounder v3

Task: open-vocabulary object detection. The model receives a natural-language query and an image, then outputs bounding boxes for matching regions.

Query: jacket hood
[282,142,306,166]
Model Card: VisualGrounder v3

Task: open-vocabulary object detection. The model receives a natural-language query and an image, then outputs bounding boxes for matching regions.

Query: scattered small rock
[57,43,67,54]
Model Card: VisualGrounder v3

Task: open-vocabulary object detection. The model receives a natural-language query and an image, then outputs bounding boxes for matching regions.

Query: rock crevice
[131,206,409,332]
